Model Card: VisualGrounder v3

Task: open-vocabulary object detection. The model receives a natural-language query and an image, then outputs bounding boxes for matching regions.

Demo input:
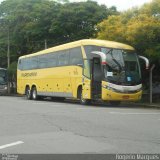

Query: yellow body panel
[17,66,82,98]
[82,77,91,99]
[101,81,142,101]
[102,88,142,101]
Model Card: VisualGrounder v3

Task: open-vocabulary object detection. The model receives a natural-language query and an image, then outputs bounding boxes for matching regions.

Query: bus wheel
[109,101,121,106]
[25,87,32,100]
[78,88,91,105]
[32,87,38,100]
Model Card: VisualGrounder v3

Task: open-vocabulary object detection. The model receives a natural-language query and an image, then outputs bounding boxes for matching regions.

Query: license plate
[122,95,129,99]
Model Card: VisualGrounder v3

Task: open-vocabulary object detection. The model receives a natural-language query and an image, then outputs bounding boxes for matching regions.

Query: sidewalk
[2,93,160,109]
[122,102,160,109]
[135,103,160,109]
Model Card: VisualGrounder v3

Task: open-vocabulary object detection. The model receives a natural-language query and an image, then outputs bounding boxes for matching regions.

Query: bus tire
[78,87,91,105]
[51,97,65,101]
[25,87,32,100]
[32,86,39,100]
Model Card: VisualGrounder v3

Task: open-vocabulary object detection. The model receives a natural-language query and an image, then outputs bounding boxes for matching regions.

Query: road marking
[109,112,160,115]
[0,141,24,150]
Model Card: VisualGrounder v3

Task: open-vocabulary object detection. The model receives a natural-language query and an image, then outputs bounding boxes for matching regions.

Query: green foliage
[0,0,60,55]
[49,1,111,43]
[7,61,17,86]
[0,0,118,68]
[8,61,17,76]
[140,0,160,17]
[97,0,160,62]
[97,15,127,42]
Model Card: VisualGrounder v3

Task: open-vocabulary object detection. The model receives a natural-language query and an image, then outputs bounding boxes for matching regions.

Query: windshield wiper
[110,51,123,72]
[106,49,123,72]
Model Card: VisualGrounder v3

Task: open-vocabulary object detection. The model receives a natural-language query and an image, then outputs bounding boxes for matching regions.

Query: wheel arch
[31,84,37,90]
[77,85,82,99]
[25,84,30,94]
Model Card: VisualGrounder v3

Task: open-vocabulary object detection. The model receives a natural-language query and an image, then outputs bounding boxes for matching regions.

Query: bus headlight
[102,84,141,93]
[106,86,118,92]
[4,86,7,90]
[102,84,117,92]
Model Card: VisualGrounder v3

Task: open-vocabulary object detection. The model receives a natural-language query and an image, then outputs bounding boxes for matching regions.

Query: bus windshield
[104,49,141,85]
[0,69,7,85]
[84,45,141,86]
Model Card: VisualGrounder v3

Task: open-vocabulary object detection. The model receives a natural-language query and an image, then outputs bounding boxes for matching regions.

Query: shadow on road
[20,96,157,110]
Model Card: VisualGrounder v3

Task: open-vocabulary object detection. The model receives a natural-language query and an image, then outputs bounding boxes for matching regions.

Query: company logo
[21,72,37,77]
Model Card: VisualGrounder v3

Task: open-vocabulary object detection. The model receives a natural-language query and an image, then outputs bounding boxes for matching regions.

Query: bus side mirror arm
[138,55,149,70]
[91,51,107,65]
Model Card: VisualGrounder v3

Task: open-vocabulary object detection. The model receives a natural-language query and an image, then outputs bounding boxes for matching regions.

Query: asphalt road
[0,96,160,153]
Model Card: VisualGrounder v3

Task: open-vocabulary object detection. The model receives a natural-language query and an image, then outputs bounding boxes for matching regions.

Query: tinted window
[69,47,83,65]
[83,59,91,79]
[38,54,47,69]
[47,53,58,67]
[84,45,100,59]
[0,69,7,85]
[58,50,69,66]
[18,57,38,70]
[21,58,29,70]
[39,53,58,68]
[18,59,22,70]
[19,47,83,70]
[29,56,38,69]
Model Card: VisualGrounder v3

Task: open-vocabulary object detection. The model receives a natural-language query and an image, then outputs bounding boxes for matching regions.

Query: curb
[136,103,160,109]
[2,94,160,109]
[122,103,160,109]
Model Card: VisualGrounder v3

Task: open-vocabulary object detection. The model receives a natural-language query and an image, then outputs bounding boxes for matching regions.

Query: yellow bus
[17,39,149,105]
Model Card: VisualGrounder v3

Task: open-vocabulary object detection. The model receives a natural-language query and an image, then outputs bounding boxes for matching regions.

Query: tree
[97,15,127,42]
[49,1,118,44]
[140,0,160,17]
[0,0,118,68]
[126,14,160,59]
[0,0,60,56]
[97,0,160,60]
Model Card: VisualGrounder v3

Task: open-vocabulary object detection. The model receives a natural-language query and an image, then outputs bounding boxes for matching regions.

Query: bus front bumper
[102,88,142,101]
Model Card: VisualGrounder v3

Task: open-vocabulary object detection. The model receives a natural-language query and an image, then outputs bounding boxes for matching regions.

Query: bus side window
[39,55,47,68]
[84,45,100,59]
[29,56,38,69]
[83,59,91,79]
[69,47,83,66]
[50,53,58,67]
[58,51,65,66]
[46,53,58,68]
[65,50,70,65]
[57,50,69,66]
[18,59,22,70]
[22,58,29,70]
[37,53,58,69]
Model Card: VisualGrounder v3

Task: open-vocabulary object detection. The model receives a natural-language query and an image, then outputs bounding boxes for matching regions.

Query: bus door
[91,57,103,99]
[82,59,92,100]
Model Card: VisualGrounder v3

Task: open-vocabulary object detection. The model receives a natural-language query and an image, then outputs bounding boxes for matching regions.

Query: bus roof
[19,39,135,59]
